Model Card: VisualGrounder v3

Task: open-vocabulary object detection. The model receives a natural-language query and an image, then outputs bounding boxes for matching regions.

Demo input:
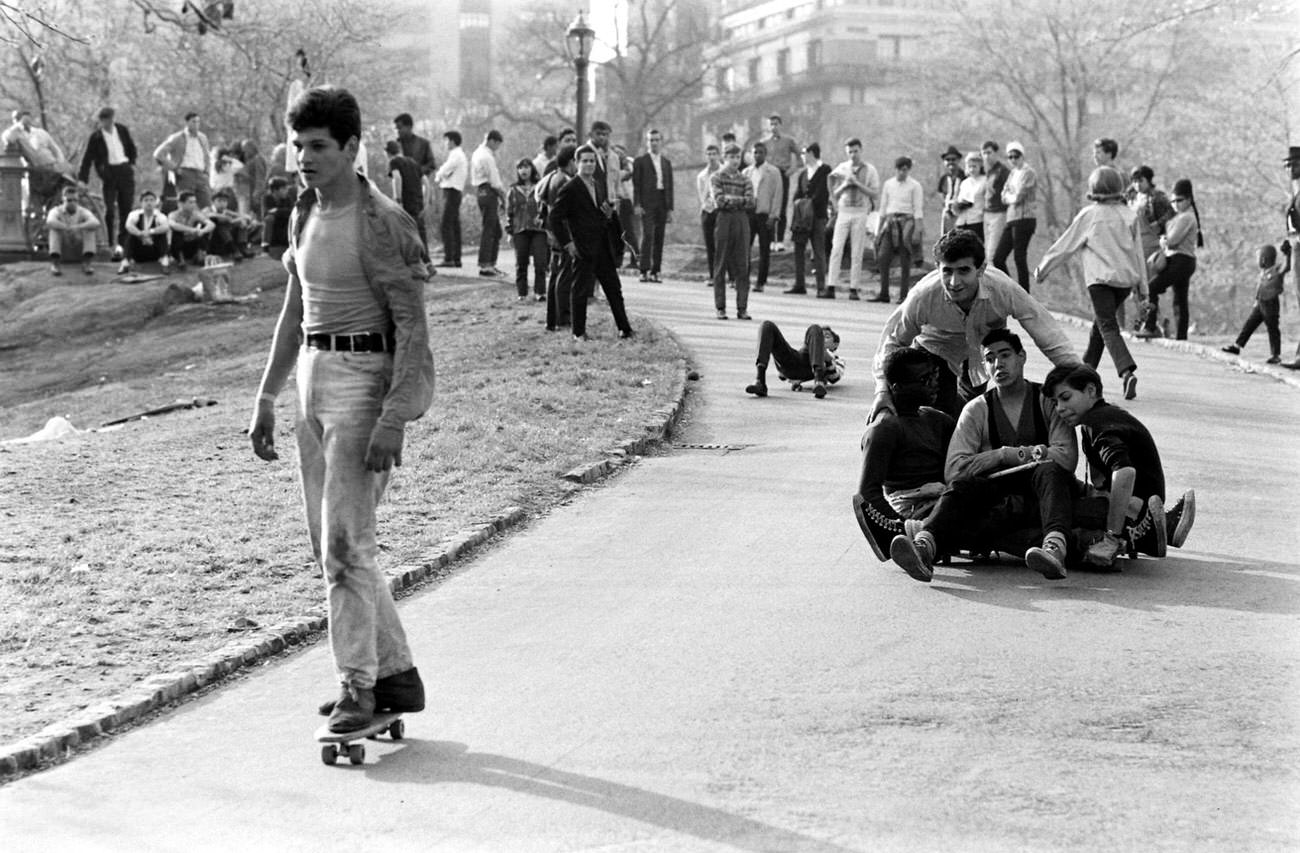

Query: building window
[716,66,731,94]
[459,12,489,28]
[881,35,902,59]
[806,39,822,68]
[777,48,790,77]
[748,57,761,85]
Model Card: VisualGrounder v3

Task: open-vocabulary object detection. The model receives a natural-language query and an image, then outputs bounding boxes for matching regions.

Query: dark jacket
[631,152,674,211]
[548,174,620,261]
[78,123,137,182]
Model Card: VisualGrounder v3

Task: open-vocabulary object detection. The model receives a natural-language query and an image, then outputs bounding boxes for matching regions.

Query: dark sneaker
[745,381,768,397]
[1123,371,1137,401]
[716,309,728,319]
[848,289,861,301]
[1025,537,1068,580]
[319,667,425,716]
[852,493,905,564]
[736,311,752,320]
[1128,495,1167,558]
[327,684,376,733]
[783,286,807,294]
[1221,344,1240,355]
[816,287,836,299]
[890,533,935,583]
[868,294,890,303]
[1165,490,1196,548]
[1266,355,1281,364]
[813,381,827,399]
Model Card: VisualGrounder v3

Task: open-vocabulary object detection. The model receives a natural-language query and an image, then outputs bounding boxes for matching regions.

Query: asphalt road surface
[3,271,1298,852]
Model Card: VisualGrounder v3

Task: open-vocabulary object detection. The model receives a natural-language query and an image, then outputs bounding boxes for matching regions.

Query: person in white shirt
[78,107,138,260]
[470,129,505,276]
[45,184,101,276]
[743,141,783,292]
[873,156,925,303]
[154,112,213,208]
[952,151,986,244]
[826,137,880,300]
[696,144,722,278]
[434,130,469,267]
[4,109,76,217]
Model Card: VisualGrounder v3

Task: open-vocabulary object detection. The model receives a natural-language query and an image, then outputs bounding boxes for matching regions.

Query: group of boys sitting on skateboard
[854,331,1195,583]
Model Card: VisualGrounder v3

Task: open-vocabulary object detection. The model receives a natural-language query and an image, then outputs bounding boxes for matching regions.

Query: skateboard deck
[315,711,404,765]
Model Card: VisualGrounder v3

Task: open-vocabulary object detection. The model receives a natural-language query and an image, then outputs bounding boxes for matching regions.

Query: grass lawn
[0,266,687,746]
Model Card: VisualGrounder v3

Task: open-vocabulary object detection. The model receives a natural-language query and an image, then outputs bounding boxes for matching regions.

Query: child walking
[1222,243,1289,364]
[1034,166,1148,400]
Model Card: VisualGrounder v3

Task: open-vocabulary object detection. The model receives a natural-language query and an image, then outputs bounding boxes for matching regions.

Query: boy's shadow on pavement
[360,740,859,853]
[925,551,1300,616]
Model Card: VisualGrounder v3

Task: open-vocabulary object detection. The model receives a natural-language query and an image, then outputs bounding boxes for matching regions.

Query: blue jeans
[295,348,414,690]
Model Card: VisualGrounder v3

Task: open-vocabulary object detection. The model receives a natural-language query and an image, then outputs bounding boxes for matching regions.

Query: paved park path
[3,271,1298,852]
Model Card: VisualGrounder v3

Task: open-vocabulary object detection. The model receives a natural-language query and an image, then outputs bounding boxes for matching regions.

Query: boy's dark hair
[98,106,115,120]
[1259,243,1278,268]
[705,143,720,154]
[933,228,986,268]
[286,85,361,149]
[1094,137,1119,158]
[589,120,611,134]
[1043,363,1103,398]
[393,112,413,128]
[61,184,79,196]
[443,129,462,146]
[823,325,841,349]
[803,142,820,157]
[981,328,1023,353]
[752,141,767,154]
[178,191,197,203]
[723,144,741,157]
[485,129,503,143]
[574,144,598,161]
[769,114,782,124]
[184,111,199,121]
[981,140,999,152]
[894,156,913,170]
[555,144,577,169]
[558,127,576,139]
[267,176,290,192]
[883,347,937,386]
[844,137,862,149]
[1131,165,1154,183]
[721,132,736,143]
[384,139,401,156]
[542,134,558,149]
[213,188,235,204]
[139,190,157,200]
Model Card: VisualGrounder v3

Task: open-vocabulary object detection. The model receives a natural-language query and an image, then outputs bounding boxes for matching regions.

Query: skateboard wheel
[348,743,365,765]
[390,719,405,740]
[321,745,338,766]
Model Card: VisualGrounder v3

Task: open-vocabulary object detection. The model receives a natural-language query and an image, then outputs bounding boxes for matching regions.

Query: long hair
[513,157,539,186]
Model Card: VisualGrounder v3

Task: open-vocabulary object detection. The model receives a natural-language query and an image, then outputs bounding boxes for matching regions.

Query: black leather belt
[305,332,394,353]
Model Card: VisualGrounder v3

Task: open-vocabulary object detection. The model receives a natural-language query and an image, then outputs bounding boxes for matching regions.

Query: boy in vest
[1043,363,1196,568]
[890,329,1078,582]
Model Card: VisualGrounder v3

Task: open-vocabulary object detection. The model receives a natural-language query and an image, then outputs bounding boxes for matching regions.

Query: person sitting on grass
[888,329,1079,584]
[206,189,258,260]
[167,190,214,269]
[745,321,844,399]
[1222,242,1289,365]
[852,347,955,563]
[120,189,171,274]
[1043,363,1196,569]
[45,184,101,277]
[261,176,295,256]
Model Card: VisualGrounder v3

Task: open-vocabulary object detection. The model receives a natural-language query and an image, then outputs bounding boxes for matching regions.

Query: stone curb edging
[1049,310,1300,391]
[0,324,695,780]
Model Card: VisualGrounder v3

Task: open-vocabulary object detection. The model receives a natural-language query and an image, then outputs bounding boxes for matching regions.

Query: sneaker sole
[1124,373,1137,400]
[889,535,933,583]
[1025,547,1067,580]
[1145,496,1167,558]
[1170,490,1195,548]
[852,494,888,563]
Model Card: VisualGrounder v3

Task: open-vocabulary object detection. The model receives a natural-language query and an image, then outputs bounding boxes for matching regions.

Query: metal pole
[574,58,588,140]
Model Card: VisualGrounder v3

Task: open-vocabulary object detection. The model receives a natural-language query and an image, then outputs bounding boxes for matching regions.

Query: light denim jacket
[283,175,435,437]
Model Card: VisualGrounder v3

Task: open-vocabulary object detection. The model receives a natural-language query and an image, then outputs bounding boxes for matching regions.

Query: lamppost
[566,10,596,139]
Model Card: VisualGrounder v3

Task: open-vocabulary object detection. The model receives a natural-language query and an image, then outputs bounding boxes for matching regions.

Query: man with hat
[938,145,965,235]
[1281,146,1300,369]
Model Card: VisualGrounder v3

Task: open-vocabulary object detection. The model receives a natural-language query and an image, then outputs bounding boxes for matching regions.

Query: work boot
[816,286,836,299]
[319,667,426,715]
[327,683,376,733]
[745,379,768,397]
[813,380,827,399]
